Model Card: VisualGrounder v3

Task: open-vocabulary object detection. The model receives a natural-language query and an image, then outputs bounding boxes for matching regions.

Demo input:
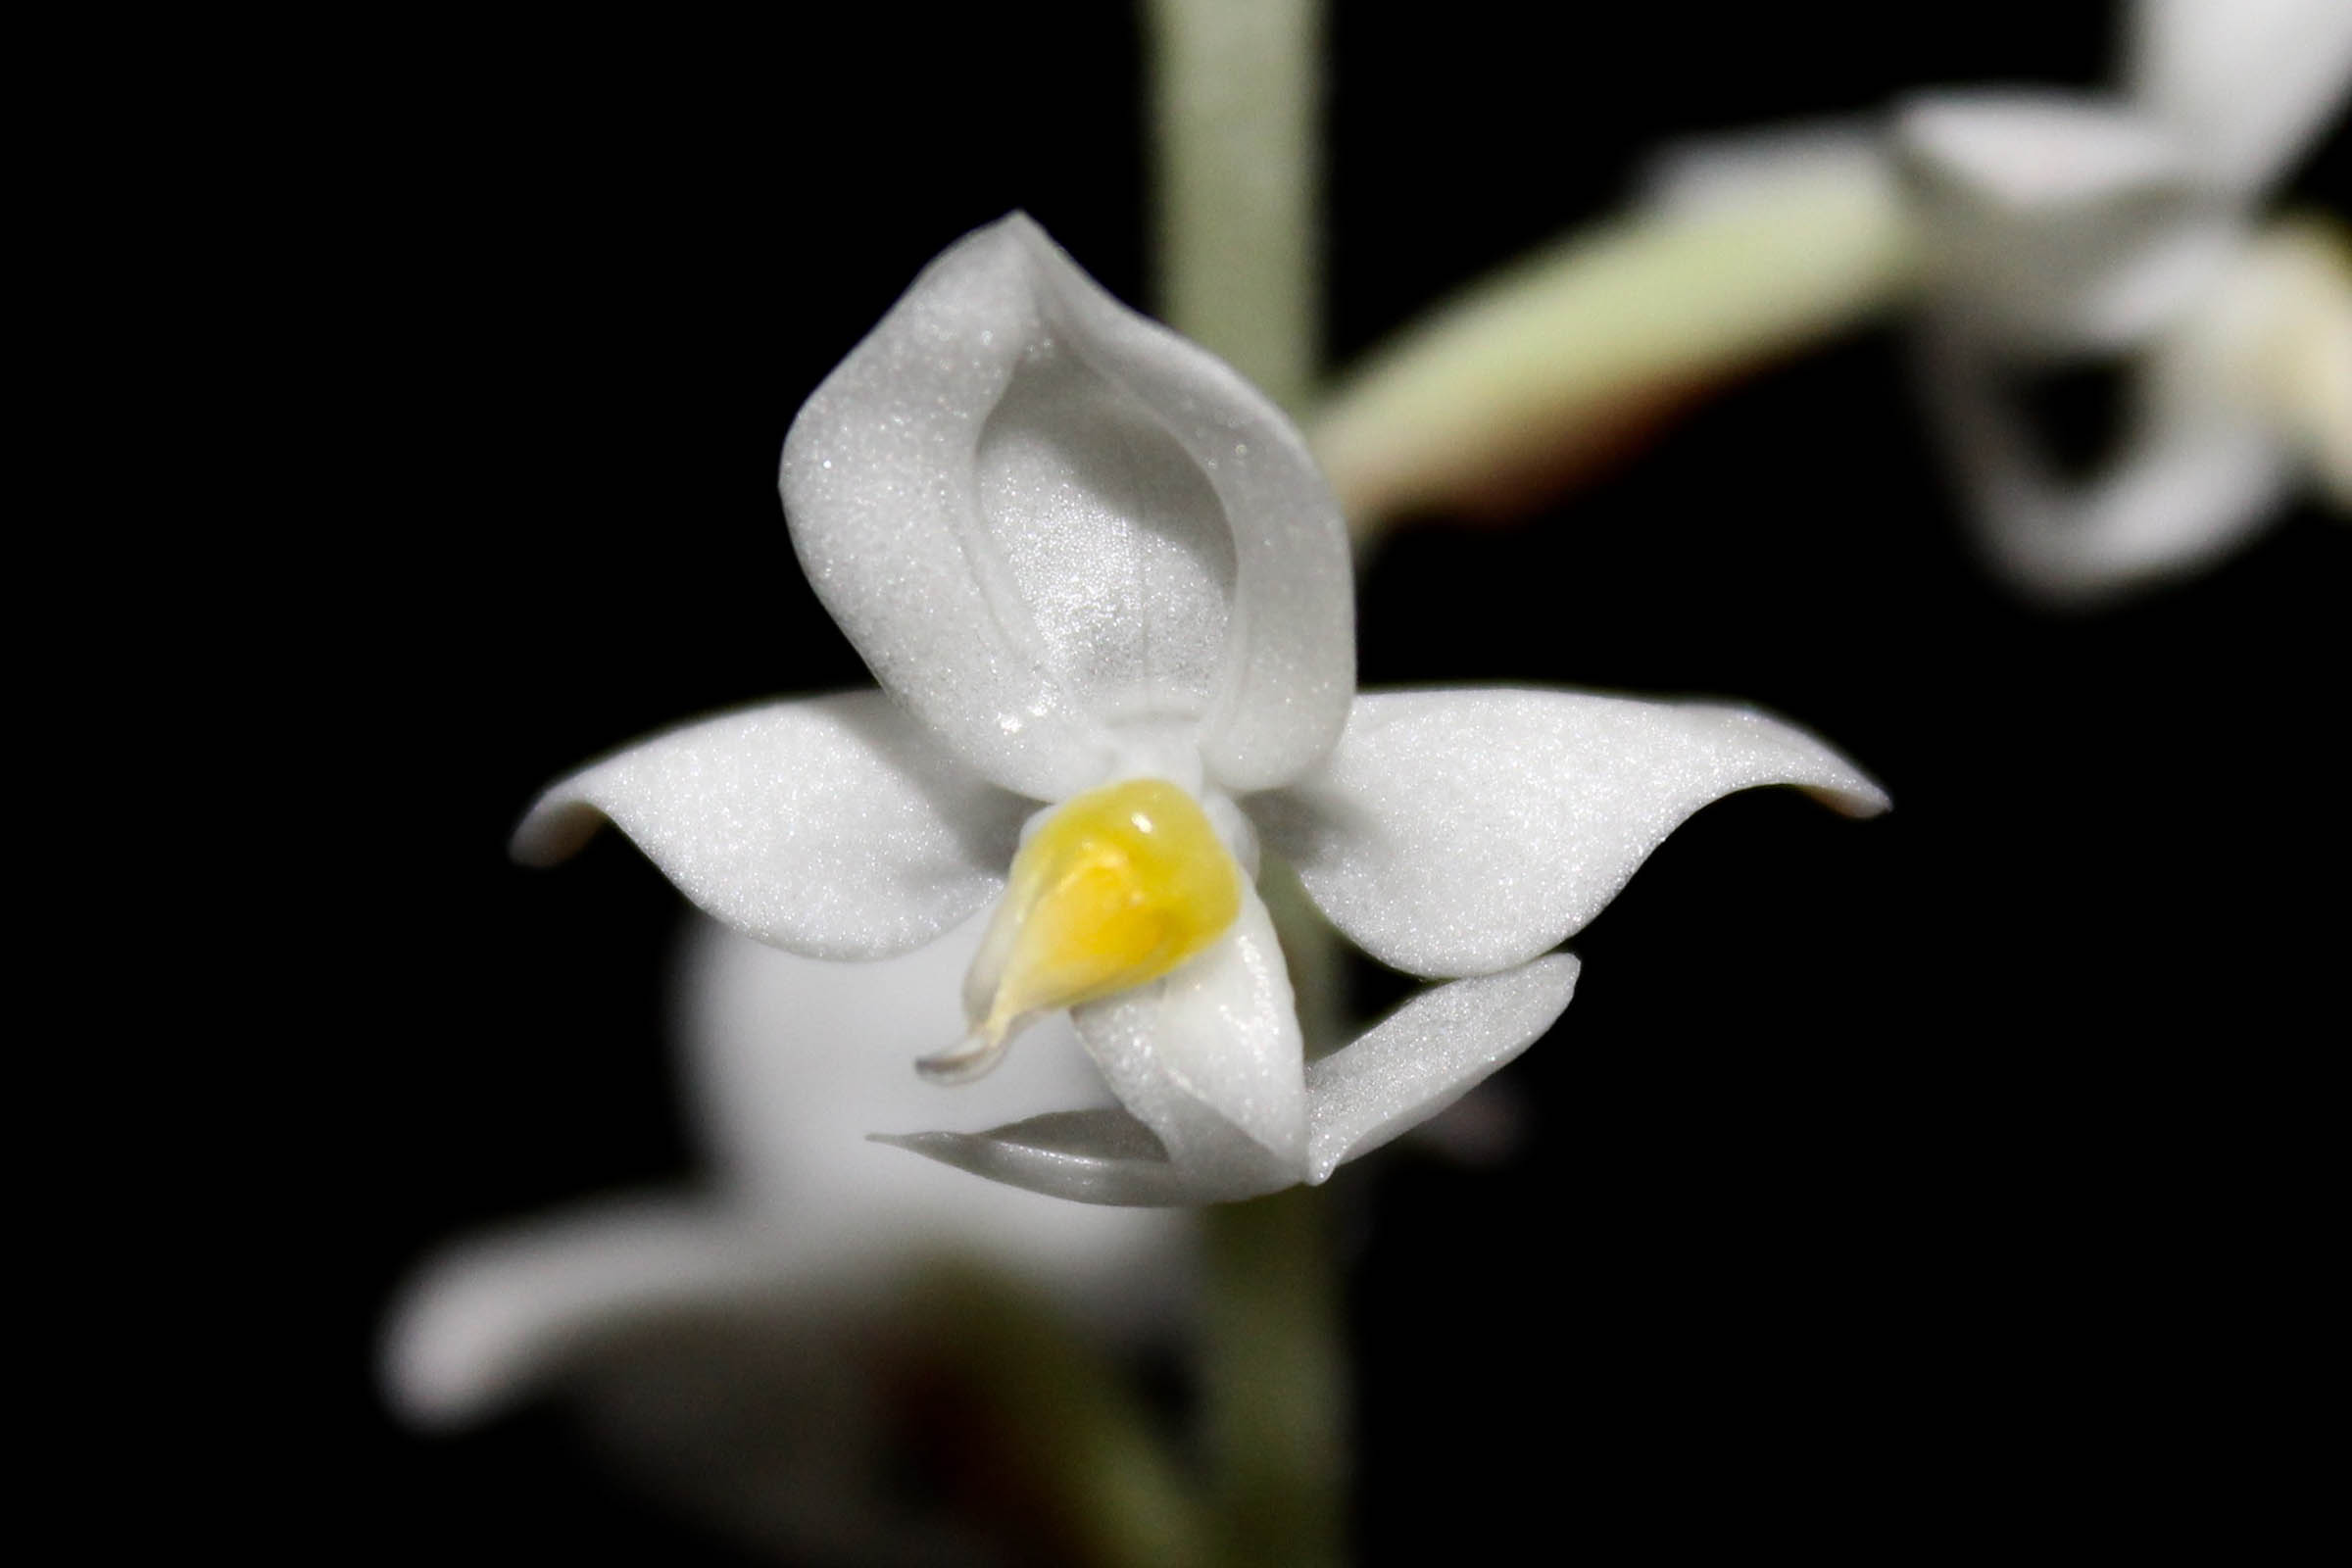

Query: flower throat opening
[918,777,1243,1083]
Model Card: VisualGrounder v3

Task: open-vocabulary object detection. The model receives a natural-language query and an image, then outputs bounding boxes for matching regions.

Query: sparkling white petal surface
[779,214,1350,802]
[1071,880,1308,1184]
[1014,224,1355,795]
[2126,0,2352,194]
[891,953,1586,1203]
[889,883,1310,1206]
[1255,689,1887,980]
[1304,954,1581,1184]
[513,692,1026,960]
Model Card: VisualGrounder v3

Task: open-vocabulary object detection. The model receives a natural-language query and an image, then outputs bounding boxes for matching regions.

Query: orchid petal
[514,692,1024,960]
[1893,91,2241,355]
[1069,879,1308,1184]
[1305,955,1581,1184]
[779,214,1351,802]
[2126,0,2352,195]
[1255,690,1887,980]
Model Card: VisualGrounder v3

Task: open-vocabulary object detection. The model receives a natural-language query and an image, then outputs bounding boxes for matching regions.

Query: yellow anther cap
[921,778,1244,1082]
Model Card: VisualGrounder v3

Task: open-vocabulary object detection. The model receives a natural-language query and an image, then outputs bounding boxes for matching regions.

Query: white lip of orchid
[513,214,1889,1206]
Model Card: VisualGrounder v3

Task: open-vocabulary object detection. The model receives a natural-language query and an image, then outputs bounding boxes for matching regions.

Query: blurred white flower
[1317,0,2350,603]
[514,214,1886,1207]
[383,912,1194,1559]
[1663,0,2352,602]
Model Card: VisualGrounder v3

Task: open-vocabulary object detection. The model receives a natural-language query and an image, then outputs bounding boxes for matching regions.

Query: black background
[250,2,2350,1559]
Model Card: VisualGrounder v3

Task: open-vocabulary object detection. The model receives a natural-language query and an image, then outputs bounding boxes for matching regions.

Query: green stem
[1211,859,1349,1568]
[1148,6,1347,1561]
[1311,161,1920,538]
[913,1261,1215,1568]
[1200,1186,1348,1568]
[1145,0,1323,416]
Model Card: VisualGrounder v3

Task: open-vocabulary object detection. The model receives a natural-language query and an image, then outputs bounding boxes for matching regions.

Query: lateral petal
[1305,955,1581,1184]
[1255,690,1886,980]
[514,692,1024,960]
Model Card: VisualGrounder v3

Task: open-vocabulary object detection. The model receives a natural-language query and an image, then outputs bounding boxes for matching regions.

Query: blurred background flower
[1317,0,2349,603]
[1881,0,2351,599]
[384,915,1193,1562]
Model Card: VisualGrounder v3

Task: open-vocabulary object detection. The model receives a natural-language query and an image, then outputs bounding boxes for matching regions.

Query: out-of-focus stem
[1314,160,1921,541]
[1145,0,1322,416]
[1200,1185,1348,1568]
[913,1262,1214,1568]
[1148,4,1348,1565]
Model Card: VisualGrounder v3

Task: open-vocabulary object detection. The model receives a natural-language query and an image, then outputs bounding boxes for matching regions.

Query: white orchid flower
[514,214,1887,1208]
[1658,0,2352,603]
